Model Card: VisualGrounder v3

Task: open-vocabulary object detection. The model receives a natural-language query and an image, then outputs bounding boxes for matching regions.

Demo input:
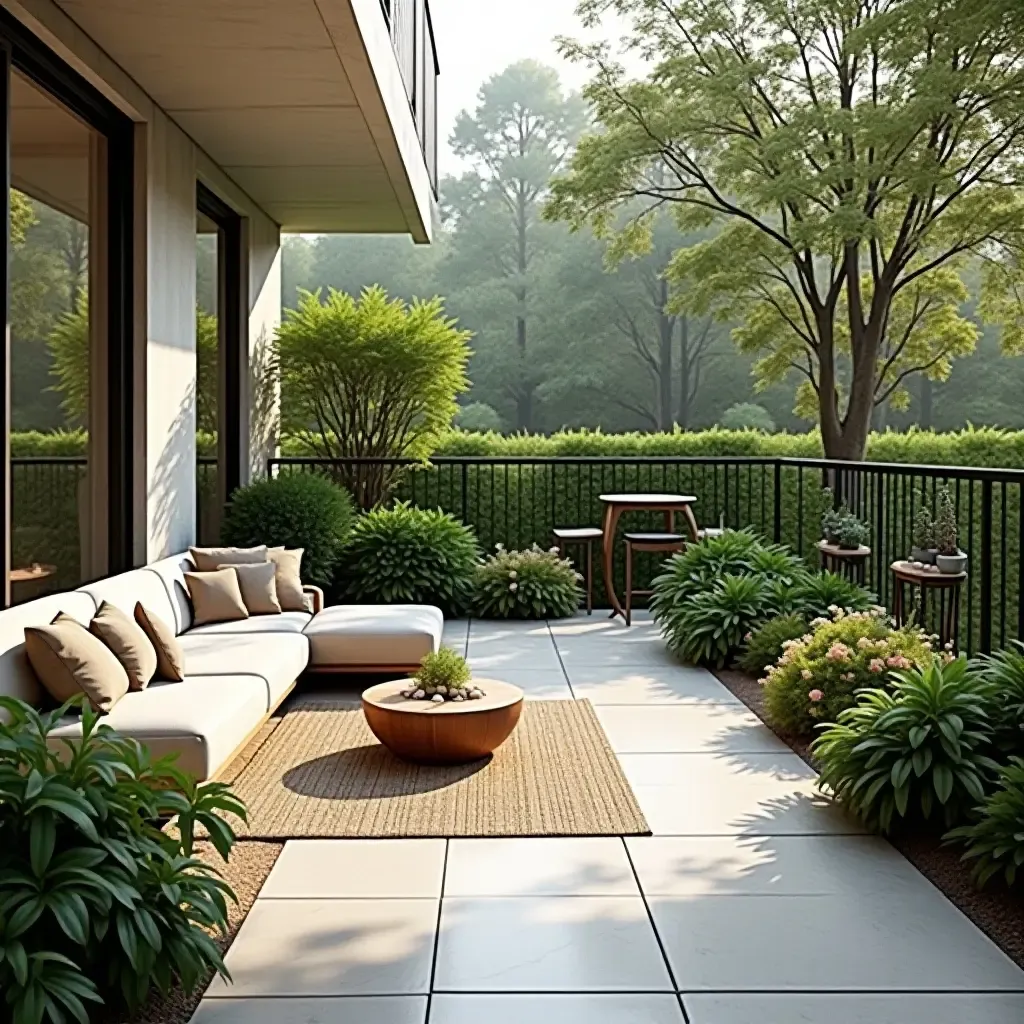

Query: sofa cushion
[303,605,443,668]
[89,601,158,691]
[0,592,97,710]
[47,675,268,781]
[135,604,185,682]
[178,631,309,708]
[145,553,197,633]
[185,569,250,626]
[190,545,268,573]
[187,612,312,637]
[79,568,179,634]
[267,548,306,611]
[221,562,281,616]
[25,613,130,713]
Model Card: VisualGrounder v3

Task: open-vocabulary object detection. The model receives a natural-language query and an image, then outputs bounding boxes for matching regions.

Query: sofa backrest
[142,552,196,634]
[0,591,97,711]
[78,566,181,634]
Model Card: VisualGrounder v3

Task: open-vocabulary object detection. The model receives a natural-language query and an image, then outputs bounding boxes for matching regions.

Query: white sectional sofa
[0,552,443,781]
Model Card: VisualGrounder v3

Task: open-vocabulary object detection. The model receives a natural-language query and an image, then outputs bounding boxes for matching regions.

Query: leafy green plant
[665,573,769,667]
[763,609,933,736]
[0,696,246,1023]
[414,648,472,692]
[834,513,870,549]
[474,543,581,619]
[341,502,480,615]
[277,286,471,508]
[973,641,1024,754]
[222,472,356,586]
[738,614,809,676]
[813,658,1000,833]
[946,757,1024,887]
[785,572,875,621]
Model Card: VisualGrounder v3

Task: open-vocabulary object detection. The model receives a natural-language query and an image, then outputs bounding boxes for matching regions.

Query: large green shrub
[0,697,246,1023]
[221,472,355,586]
[341,502,480,615]
[277,286,471,508]
[947,757,1024,887]
[813,659,1000,833]
[762,609,934,736]
[474,544,582,619]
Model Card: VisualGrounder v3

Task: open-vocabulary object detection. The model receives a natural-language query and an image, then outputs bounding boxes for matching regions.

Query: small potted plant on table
[910,506,936,565]
[400,648,485,702]
[934,487,967,574]
[834,513,869,551]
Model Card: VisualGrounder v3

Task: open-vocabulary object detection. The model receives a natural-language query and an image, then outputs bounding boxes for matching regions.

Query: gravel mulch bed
[713,666,1024,972]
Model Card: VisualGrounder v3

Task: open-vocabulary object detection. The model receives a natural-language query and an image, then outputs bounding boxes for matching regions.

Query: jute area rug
[228,698,650,839]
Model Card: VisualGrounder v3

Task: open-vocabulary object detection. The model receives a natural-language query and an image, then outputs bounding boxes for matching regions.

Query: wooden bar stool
[553,526,603,614]
[624,531,687,626]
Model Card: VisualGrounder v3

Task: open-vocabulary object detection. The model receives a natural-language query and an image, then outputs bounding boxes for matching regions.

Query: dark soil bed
[714,666,1024,972]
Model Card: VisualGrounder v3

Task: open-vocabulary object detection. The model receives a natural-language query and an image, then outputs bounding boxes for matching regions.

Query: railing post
[772,460,782,543]
[980,478,993,654]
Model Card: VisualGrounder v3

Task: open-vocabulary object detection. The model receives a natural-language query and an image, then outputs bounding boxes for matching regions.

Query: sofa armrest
[303,585,324,614]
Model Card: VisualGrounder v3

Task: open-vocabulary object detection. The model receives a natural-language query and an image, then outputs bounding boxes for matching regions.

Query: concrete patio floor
[191,613,1024,1024]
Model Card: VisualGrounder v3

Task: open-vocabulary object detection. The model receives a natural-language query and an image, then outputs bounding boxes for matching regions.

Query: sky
[429,0,611,172]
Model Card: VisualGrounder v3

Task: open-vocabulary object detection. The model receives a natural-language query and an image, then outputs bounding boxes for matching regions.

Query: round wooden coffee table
[361,678,524,765]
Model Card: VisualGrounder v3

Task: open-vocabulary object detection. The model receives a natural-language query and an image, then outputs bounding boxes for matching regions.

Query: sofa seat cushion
[187,612,312,637]
[47,675,267,781]
[178,631,309,708]
[303,605,443,668]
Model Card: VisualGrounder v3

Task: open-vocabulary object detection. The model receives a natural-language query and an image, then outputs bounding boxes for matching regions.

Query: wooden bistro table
[817,540,871,585]
[891,560,967,650]
[599,493,698,620]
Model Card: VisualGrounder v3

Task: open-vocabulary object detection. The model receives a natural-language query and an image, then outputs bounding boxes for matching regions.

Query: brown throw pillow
[189,544,268,573]
[134,603,185,681]
[89,600,158,691]
[267,547,307,612]
[219,561,281,615]
[25,612,130,713]
[185,568,250,626]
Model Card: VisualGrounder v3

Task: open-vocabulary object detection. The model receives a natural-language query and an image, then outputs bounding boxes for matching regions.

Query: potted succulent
[400,648,486,702]
[834,512,870,550]
[934,487,967,574]
[910,505,936,564]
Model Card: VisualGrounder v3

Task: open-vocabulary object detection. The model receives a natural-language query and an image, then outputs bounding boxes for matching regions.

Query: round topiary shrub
[474,543,583,619]
[738,613,809,676]
[221,471,355,586]
[341,501,480,615]
[762,608,934,736]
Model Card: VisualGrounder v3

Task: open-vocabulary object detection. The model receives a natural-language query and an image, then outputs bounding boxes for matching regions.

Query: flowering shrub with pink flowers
[473,543,582,619]
[762,608,934,736]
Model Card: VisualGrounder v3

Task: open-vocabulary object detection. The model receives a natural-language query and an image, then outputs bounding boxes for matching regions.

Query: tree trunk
[514,188,531,432]
[919,376,933,429]
[677,316,691,430]
[657,278,673,431]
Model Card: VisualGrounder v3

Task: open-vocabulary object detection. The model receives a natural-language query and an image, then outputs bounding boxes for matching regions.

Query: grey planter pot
[936,551,968,574]
[911,546,936,565]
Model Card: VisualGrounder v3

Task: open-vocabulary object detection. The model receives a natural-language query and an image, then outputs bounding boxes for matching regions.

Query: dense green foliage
[474,544,582,620]
[340,503,480,615]
[738,614,808,677]
[221,473,355,587]
[276,286,471,508]
[813,659,1000,833]
[763,610,934,737]
[973,643,1024,755]
[947,758,1024,887]
[0,697,245,1023]
[414,648,472,692]
[720,404,775,432]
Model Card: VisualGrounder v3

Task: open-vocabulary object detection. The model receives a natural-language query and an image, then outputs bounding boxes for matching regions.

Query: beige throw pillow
[268,547,307,612]
[219,561,281,615]
[25,612,130,713]
[89,600,158,691]
[189,544,268,573]
[185,568,250,626]
[134,603,185,682]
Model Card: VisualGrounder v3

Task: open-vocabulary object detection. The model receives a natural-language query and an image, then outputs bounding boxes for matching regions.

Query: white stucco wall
[3,0,283,563]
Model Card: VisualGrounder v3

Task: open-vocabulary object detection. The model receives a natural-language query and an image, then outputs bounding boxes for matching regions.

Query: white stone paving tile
[429,994,686,1024]
[191,996,428,1024]
[567,664,740,705]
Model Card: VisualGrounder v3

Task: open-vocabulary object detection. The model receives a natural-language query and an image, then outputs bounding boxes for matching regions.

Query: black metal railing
[382,0,439,192]
[268,454,1024,656]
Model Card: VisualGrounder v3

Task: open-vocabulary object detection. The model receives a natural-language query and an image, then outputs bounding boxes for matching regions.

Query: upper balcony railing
[381,0,439,194]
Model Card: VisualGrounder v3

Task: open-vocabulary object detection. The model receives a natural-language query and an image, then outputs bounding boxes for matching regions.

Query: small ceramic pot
[910,546,935,565]
[936,550,968,574]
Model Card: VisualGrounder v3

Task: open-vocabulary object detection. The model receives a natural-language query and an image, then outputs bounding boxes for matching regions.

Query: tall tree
[447,60,588,431]
[547,0,1024,459]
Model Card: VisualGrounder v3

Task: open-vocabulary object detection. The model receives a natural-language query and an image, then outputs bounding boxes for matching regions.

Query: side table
[817,541,871,585]
[890,560,967,650]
